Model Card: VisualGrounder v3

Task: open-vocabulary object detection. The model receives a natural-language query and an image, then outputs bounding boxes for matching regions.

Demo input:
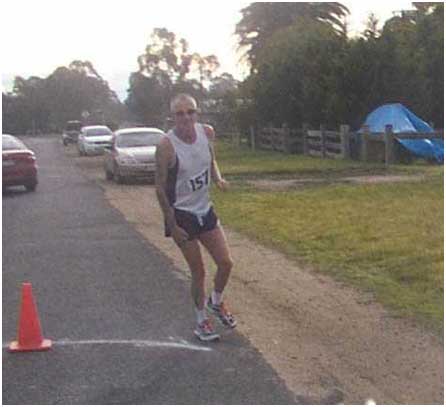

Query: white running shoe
[194,319,220,342]
[206,297,237,329]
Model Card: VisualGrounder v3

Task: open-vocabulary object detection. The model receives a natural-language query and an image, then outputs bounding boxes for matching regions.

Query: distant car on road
[104,127,165,183]
[62,120,82,146]
[2,134,38,192]
[77,125,113,156]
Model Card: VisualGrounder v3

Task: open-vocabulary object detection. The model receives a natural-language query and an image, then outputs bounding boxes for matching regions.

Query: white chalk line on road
[3,339,212,352]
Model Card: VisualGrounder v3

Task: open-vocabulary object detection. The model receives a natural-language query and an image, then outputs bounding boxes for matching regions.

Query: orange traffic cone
[8,282,52,352]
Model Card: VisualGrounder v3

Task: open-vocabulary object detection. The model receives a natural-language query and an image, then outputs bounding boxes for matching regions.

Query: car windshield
[65,122,81,132]
[116,132,163,148]
[85,127,112,137]
[2,136,25,151]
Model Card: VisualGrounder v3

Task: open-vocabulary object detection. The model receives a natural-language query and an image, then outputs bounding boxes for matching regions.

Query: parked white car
[104,127,165,183]
[78,125,113,156]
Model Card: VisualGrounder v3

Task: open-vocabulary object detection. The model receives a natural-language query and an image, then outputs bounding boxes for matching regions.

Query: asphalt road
[2,136,297,404]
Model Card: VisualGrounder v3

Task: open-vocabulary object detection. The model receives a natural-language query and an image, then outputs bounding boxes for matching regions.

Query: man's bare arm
[210,144,224,184]
[155,138,189,244]
[203,125,223,181]
[155,138,176,229]
[203,124,228,190]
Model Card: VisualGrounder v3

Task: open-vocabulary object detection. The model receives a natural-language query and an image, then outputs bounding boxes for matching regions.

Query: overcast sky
[1,1,414,99]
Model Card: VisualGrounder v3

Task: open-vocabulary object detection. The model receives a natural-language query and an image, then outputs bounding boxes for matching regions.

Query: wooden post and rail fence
[220,124,443,165]
[360,125,443,165]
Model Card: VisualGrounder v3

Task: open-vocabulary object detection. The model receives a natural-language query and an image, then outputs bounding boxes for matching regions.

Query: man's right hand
[171,224,190,247]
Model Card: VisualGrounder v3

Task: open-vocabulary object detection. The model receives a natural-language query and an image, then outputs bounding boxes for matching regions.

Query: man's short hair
[170,94,197,112]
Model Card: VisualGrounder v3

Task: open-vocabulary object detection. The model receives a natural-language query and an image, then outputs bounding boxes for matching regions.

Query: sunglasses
[175,109,197,117]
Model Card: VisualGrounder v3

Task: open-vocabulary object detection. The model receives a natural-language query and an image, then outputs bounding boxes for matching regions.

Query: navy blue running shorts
[165,206,219,240]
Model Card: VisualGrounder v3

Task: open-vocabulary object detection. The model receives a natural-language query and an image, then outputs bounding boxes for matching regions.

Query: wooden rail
[305,127,346,158]
[242,124,352,159]
[256,126,304,153]
[224,123,443,165]
[360,125,443,165]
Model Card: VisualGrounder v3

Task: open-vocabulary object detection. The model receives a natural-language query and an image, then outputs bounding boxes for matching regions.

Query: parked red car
[2,134,38,191]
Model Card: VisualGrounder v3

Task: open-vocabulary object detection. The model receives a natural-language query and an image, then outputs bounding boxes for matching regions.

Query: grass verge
[213,142,444,333]
[216,141,443,179]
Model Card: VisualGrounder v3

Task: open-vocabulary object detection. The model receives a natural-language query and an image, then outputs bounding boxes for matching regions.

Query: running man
[155,94,237,341]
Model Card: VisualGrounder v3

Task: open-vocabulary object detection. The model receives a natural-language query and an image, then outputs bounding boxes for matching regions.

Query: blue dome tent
[360,103,443,163]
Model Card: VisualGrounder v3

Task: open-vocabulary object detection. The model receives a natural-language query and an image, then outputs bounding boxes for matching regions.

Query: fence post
[302,123,309,155]
[233,128,240,148]
[282,123,290,153]
[361,125,370,162]
[269,123,274,150]
[385,124,396,165]
[320,124,326,158]
[249,126,256,151]
[340,124,350,159]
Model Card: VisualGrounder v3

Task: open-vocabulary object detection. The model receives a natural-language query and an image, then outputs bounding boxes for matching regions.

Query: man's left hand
[216,178,229,191]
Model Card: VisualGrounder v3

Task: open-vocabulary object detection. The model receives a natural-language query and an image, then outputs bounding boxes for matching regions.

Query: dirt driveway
[69,147,443,404]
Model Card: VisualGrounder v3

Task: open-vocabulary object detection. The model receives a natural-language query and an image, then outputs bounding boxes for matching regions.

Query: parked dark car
[62,120,82,146]
[2,134,38,191]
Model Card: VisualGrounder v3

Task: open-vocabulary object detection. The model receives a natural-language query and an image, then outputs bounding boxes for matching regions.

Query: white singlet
[165,123,212,216]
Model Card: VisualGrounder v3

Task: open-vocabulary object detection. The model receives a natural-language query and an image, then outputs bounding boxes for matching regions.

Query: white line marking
[3,339,212,352]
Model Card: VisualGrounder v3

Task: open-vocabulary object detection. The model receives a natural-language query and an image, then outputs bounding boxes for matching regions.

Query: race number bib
[189,169,209,192]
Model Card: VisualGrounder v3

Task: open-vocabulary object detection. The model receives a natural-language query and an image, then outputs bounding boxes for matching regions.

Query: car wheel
[114,173,124,184]
[105,170,113,180]
[25,182,37,192]
[63,139,68,146]
[114,167,124,184]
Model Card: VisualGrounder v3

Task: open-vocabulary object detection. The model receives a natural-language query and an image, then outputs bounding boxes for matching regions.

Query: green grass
[213,141,444,332]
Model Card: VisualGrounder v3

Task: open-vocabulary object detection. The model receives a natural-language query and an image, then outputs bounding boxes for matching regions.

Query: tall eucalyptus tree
[235,2,349,71]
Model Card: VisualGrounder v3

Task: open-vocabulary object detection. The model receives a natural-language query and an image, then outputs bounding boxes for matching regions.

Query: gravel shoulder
[71,149,443,404]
